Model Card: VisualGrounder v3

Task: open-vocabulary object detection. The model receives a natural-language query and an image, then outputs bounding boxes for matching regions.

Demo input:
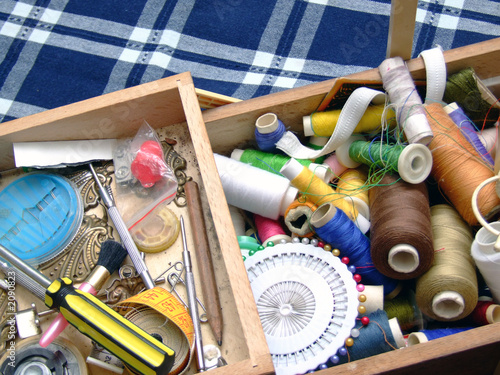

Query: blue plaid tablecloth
[1,0,499,123]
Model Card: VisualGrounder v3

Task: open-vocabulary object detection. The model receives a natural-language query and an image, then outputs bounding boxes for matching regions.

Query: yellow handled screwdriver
[0,244,175,375]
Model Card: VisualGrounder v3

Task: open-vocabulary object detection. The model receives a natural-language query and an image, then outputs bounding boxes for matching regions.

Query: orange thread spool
[425,102,500,225]
[284,196,317,237]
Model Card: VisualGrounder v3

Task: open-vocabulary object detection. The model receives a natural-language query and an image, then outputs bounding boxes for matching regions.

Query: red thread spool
[470,300,500,325]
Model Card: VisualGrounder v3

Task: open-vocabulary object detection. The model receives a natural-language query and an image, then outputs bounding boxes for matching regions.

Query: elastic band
[419,46,447,103]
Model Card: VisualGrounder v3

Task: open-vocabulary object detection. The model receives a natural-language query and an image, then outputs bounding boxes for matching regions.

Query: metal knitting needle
[89,163,155,289]
[180,215,206,372]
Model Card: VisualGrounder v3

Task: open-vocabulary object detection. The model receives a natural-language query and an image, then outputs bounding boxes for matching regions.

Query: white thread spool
[229,205,246,236]
[479,126,498,160]
[334,135,364,169]
[214,154,298,220]
[471,222,500,304]
[360,285,384,314]
[379,57,434,145]
[388,318,406,349]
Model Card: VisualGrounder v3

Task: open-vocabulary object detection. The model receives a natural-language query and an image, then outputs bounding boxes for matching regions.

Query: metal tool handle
[0,245,51,289]
[0,258,46,301]
[107,205,155,289]
[180,216,206,372]
[89,163,155,290]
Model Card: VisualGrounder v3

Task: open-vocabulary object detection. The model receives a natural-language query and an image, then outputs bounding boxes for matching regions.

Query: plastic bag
[113,121,178,230]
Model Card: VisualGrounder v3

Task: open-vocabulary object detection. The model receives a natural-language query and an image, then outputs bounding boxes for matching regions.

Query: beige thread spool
[416,204,478,321]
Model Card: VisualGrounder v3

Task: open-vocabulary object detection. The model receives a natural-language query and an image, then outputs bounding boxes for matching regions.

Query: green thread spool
[384,290,423,332]
[341,140,432,184]
[231,148,333,182]
[443,67,500,126]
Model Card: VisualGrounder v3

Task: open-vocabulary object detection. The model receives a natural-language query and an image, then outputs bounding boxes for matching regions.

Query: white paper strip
[14,139,118,168]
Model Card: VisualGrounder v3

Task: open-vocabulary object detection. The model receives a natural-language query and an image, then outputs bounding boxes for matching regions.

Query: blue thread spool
[317,309,404,370]
[408,327,475,346]
[254,113,286,152]
[310,202,400,297]
[444,102,494,165]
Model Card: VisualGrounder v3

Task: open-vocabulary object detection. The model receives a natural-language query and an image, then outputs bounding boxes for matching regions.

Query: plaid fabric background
[0,0,499,123]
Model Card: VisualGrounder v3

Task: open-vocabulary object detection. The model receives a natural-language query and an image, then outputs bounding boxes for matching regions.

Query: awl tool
[89,163,156,289]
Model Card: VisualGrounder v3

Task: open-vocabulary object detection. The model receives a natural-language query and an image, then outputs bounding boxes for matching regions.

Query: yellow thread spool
[337,168,370,220]
[280,158,370,233]
[303,105,396,137]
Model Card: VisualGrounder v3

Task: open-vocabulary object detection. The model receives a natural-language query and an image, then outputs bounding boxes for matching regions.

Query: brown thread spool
[369,173,434,280]
[415,204,478,321]
[425,102,500,225]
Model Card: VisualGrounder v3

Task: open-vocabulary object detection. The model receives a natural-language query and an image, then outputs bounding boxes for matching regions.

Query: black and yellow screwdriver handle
[45,277,175,375]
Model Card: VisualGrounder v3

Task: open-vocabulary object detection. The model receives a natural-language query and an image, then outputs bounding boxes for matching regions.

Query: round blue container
[0,173,83,266]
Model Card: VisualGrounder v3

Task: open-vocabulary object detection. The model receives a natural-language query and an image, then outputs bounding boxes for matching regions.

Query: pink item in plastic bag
[131,140,165,187]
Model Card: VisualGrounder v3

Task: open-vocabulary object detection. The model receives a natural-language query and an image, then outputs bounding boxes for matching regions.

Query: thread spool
[360,285,385,314]
[341,139,433,184]
[283,196,317,237]
[470,300,500,325]
[443,67,500,126]
[229,205,246,236]
[280,158,370,233]
[479,127,497,160]
[444,102,494,165]
[369,173,434,279]
[310,202,400,296]
[323,153,349,179]
[333,310,404,366]
[336,169,370,220]
[378,56,434,145]
[415,204,478,321]
[255,113,286,152]
[214,153,298,220]
[425,102,500,225]
[471,222,500,304]
[303,105,396,137]
[334,135,365,170]
[231,148,333,182]
[407,327,474,346]
[384,289,423,332]
[254,213,292,245]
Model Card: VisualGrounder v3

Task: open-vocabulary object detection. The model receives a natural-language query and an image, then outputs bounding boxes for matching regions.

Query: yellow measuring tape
[116,287,195,375]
